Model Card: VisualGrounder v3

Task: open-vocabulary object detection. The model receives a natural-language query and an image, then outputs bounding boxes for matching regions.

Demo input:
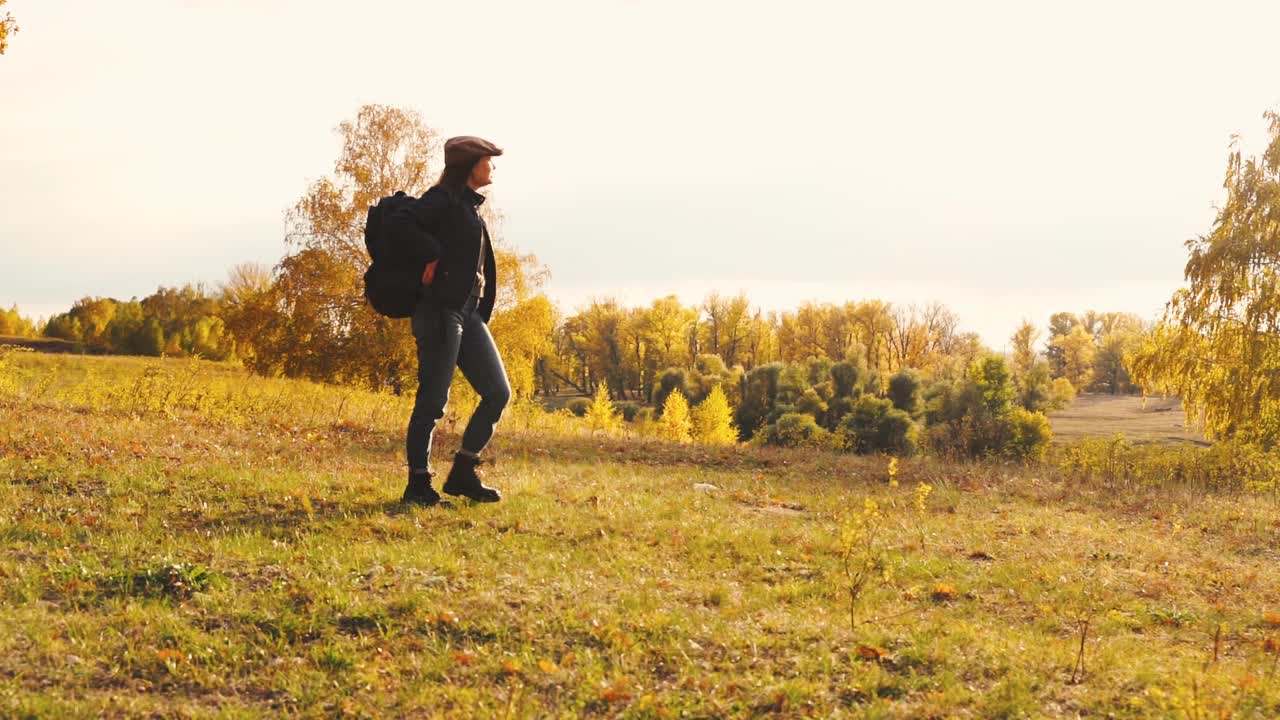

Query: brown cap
[444,135,504,167]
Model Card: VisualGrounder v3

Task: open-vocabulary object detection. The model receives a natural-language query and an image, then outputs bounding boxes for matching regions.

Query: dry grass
[2,352,1279,718]
[1049,394,1208,446]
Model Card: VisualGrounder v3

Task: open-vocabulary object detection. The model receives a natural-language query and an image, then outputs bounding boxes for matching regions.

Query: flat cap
[444,135,504,167]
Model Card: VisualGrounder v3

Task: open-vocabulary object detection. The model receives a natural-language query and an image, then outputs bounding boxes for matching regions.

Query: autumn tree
[43,297,117,349]
[219,263,280,373]
[1093,317,1145,395]
[692,385,738,445]
[643,296,698,380]
[1044,312,1078,376]
[585,379,622,434]
[658,388,693,442]
[739,309,780,369]
[887,303,961,372]
[700,292,752,368]
[0,0,17,55]
[248,105,437,388]
[225,105,552,393]
[486,247,555,400]
[1131,111,1280,445]
[0,306,37,337]
[1009,320,1040,378]
[776,303,832,361]
[1050,325,1096,390]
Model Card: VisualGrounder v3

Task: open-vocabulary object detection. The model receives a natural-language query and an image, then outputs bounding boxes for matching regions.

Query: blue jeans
[405,295,512,471]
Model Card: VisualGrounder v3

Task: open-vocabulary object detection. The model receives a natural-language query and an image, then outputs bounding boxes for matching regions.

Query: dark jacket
[386,185,498,323]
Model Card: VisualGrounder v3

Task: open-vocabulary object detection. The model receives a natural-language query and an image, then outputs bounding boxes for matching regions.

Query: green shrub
[762,412,831,449]
[1003,407,1052,461]
[566,397,591,417]
[829,360,866,399]
[736,363,784,440]
[924,355,1052,460]
[838,395,919,456]
[654,368,689,414]
[887,369,923,416]
[616,401,641,422]
[826,395,857,430]
[795,387,828,418]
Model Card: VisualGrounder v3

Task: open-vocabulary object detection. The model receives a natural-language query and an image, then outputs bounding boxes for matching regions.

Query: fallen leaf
[854,645,889,661]
[601,678,632,703]
[538,658,559,673]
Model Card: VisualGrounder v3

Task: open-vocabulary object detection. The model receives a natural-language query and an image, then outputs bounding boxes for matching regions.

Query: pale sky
[3,0,1278,349]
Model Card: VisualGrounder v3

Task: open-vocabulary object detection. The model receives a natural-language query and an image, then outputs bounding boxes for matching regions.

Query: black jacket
[386,185,498,323]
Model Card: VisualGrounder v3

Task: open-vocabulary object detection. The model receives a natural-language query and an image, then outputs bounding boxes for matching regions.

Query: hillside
[1,353,1278,718]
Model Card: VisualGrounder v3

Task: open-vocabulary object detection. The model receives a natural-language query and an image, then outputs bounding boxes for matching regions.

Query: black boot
[443,452,501,503]
[402,469,450,507]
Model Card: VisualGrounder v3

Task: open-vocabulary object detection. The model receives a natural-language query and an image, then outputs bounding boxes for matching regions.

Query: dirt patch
[742,503,807,517]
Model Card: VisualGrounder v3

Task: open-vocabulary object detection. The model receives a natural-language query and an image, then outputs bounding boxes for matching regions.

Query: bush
[1003,407,1052,460]
[924,356,1052,460]
[1049,377,1076,410]
[970,355,1016,417]
[654,368,689,413]
[837,395,919,456]
[887,369,923,416]
[762,412,831,449]
[829,360,866,399]
[1052,436,1280,493]
[736,363,784,440]
[805,357,834,388]
[826,395,857,430]
[566,397,591,417]
[1016,361,1053,413]
[795,387,827,418]
[616,401,642,423]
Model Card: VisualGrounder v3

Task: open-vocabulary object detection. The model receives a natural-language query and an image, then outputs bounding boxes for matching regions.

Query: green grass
[3,352,1280,717]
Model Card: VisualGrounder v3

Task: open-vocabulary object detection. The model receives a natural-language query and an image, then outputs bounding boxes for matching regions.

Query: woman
[390,135,510,506]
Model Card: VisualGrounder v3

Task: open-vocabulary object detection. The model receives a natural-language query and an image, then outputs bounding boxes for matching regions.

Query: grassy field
[1048,395,1207,447]
[3,352,1280,718]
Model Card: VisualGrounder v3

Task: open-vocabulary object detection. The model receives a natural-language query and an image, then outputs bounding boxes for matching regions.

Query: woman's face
[469,156,494,189]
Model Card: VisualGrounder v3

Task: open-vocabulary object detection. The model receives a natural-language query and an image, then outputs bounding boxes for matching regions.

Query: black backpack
[362,191,423,319]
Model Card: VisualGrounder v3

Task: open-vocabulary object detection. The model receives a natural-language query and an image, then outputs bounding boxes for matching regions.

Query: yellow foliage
[1130,111,1280,445]
[585,380,622,435]
[1051,325,1096,390]
[691,385,738,445]
[0,0,16,56]
[658,389,692,443]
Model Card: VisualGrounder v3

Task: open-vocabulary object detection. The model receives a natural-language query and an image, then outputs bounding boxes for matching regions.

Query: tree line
[3,105,1149,410]
[1,105,1151,457]
[8,103,1279,456]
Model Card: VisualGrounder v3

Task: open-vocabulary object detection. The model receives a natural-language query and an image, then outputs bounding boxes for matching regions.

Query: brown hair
[434,160,478,201]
